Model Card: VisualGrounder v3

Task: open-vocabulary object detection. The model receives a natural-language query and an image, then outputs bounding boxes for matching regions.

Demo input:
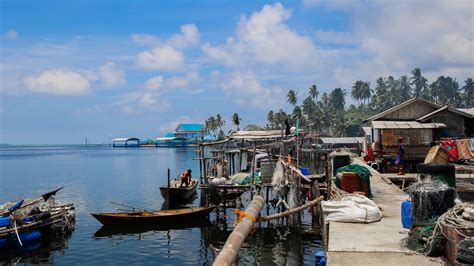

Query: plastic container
[340,172,369,196]
[300,167,310,176]
[315,250,326,266]
[401,200,412,229]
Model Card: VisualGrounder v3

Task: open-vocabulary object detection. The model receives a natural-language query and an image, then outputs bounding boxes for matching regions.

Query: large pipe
[213,195,265,266]
[259,196,324,222]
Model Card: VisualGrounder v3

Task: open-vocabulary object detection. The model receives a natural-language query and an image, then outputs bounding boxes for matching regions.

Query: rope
[233,209,256,225]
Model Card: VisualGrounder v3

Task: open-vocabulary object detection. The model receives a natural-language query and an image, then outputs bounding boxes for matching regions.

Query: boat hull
[160,180,198,202]
[91,206,215,226]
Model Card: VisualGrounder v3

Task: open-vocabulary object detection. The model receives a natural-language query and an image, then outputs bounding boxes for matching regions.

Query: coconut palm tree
[267,110,275,128]
[461,78,474,108]
[351,81,363,105]
[231,113,241,130]
[410,68,428,97]
[309,84,319,100]
[287,90,298,106]
[329,88,346,111]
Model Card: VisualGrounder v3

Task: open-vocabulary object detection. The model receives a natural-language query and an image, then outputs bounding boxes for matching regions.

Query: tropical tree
[430,76,461,106]
[287,90,298,106]
[267,110,275,128]
[329,88,346,111]
[410,68,428,97]
[231,113,241,131]
[309,84,319,100]
[351,81,364,105]
[398,76,412,103]
[461,78,474,108]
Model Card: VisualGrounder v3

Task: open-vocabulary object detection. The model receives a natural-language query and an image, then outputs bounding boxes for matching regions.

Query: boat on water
[91,206,215,226]
[159,179,198,202]
[0,188,76,251]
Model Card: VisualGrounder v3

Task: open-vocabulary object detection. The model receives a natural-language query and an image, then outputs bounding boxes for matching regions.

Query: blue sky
[1,0,473,144]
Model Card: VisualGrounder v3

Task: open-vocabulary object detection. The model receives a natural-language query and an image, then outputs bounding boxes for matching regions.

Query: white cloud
[99,62,126,87]
[202,3,320,71]
[132,24,200,48]
[158,116,194,133]
[23,69,91,96]
[314,30,357,45]
[137,45,184,71]
[218,71,285,108]
[166,72,199,89]
[4,30,18,40]
[169,24,200,49]
[144,76,164,90]
[131,34,161,45]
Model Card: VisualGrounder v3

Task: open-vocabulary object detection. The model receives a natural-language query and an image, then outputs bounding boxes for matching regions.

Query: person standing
[395,137,405,175]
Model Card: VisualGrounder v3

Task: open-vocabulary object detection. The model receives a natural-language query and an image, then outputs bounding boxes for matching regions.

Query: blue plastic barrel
[401,200,412,229]
[0,217,10,227]
[300,167,310,176]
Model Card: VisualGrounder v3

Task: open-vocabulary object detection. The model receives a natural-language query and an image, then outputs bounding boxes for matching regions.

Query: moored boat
[91,205,215,226]
[159,179,198,202]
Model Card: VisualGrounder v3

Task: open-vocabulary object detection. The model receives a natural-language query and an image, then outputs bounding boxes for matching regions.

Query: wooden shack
[363,97,473,162]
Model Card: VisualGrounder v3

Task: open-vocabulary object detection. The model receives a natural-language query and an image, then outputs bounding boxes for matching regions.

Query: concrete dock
[326,158,444,265]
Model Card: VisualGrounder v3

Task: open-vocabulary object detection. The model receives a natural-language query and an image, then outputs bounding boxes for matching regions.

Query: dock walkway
[327,158,444,265]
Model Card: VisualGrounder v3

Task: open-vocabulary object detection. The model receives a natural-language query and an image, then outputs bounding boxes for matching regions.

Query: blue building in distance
[156,124,205,147]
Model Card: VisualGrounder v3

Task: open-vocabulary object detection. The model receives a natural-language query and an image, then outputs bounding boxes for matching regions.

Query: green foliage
[205,114,226,139]
[244,124,266,131]
[262,68,471,137]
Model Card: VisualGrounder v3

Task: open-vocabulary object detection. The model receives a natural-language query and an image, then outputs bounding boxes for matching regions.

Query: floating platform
[326,158,444,265]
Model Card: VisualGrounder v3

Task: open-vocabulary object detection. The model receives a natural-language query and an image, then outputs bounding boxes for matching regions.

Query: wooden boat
[159,179,198,202]
[91,206,215,226]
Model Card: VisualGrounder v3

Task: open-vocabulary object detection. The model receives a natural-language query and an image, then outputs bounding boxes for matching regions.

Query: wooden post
[213,195,265,266]
[167,168,171,208]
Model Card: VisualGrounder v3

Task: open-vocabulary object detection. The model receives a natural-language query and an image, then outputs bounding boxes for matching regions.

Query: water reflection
[0,234,72,264]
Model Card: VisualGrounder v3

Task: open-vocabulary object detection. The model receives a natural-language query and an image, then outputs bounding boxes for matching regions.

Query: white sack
[321,195,382,223]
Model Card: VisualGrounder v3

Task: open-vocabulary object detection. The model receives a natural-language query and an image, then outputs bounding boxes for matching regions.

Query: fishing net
[271,161,285,188]
[457,237,474,264]
[406,178,456,226]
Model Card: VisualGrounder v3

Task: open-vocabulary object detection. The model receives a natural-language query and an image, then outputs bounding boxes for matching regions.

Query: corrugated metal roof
[112,137,140,142]
[363,97,440,122]
[371,121,446,129]
[456,108,474,116]
[417,106,473,122]
[175,124,204,132]
[230,130,282,139]
[319,137,365,144]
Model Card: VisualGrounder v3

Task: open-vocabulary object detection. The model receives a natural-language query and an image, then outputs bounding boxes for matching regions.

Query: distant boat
[159,179,198,202]
[91,206,215,226]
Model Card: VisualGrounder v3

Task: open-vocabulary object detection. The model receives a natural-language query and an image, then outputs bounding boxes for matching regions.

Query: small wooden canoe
[91,206,215,226]
[159,179,198,202]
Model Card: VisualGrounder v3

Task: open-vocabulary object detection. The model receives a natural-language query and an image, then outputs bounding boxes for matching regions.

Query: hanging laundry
[457,139,474,160]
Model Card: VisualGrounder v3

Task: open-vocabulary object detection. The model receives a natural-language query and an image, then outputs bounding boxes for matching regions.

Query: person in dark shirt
[395,137,405,175]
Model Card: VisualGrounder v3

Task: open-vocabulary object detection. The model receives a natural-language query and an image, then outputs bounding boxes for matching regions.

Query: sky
[1,0,473,144]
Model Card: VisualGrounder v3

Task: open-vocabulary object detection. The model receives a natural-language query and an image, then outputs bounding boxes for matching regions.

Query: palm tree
[351,81,364,105]
[287,90,298,106]
[309,84,319,100]
[329,88,346,111]
[461,78,474,108]
[267,110,275,128]
[398,76,412,102]
[231,113,241,131]
[410,68,428,97]
[215,114,225,129]
[430,76,461,106]
[360,81,372,105]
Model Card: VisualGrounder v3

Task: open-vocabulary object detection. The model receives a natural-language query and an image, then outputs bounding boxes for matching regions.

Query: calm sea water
[0,145,321,265]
